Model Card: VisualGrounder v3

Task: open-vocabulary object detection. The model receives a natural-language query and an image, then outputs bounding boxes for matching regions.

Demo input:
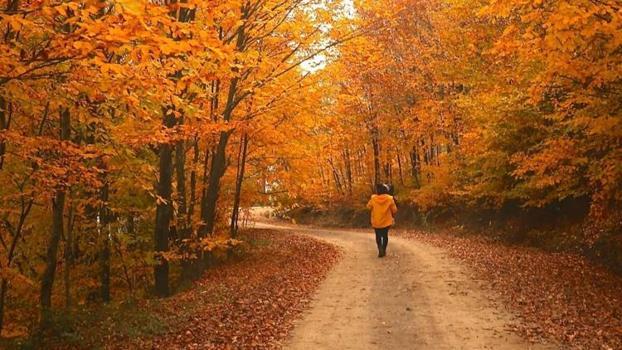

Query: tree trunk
[230,134,249,237]
[154,110,175,297]
[0,279,8,332]
[176,132,195,280]
[0,97,12,170]
[201,8,248,236]
[343,148,353,195]
[188,137,199,228]
[200,78,218,229]
[175,135,187,226]
[0,97,15,330]
[319,166,327,188]
[200,148,210,224]
[355,147,364,180]
[210,80,220,122]
[328,157,344,195]
[40,107,71,326]
[186,138,200,276]
[384,162,392,184]
[63,195,75,308]
[0,186,33,332]
[411,145,421,188]
[202,131,231,235]
[99,180,111,303]
[396,147,404,185]
[371,126,381,185]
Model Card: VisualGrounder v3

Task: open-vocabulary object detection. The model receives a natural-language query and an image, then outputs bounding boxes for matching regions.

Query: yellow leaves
[511,138,589,204]
[218,5,244,30]
[571,115,622,139]
[100,63,126,76]
[116,0,148,16]
[72,41,95,54]
[478,1,513,18]
[297,0,622,215]
[153,237,245,264]
[2,15,26,32]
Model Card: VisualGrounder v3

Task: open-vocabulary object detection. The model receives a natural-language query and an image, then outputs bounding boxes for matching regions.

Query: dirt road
[257,223,554,350]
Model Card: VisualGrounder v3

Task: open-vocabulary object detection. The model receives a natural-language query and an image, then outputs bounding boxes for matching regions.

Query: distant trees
[305,0,621,232]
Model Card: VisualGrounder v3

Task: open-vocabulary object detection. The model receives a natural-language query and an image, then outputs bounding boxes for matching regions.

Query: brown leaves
[402,231,622,349]
[127,229,340,349]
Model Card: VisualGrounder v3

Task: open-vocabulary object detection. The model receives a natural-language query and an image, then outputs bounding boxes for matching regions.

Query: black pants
[374,227,390,252]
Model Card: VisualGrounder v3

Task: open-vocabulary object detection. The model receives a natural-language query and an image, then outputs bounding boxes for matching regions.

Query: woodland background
[0,0,621,346]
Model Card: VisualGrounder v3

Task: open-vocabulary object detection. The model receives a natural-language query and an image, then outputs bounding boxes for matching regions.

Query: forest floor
[19,222,621,349]
[22,229,339,350]
[272,222,622,350]
[262,223,555,350]
[399,230,622,350]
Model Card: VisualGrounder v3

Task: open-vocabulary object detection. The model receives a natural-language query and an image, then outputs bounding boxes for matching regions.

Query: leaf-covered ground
[401,230,622,350]
[38,229,339,350]
[130,230,340,349]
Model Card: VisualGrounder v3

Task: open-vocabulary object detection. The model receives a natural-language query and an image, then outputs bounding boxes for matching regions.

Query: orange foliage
[0,0,620,342]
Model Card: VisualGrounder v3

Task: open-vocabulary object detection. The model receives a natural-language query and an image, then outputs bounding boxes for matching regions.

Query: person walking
[367,184,398,257]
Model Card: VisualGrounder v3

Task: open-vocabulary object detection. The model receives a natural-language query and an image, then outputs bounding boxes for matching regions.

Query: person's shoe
[380,248,386,257]
[378,250,382,258]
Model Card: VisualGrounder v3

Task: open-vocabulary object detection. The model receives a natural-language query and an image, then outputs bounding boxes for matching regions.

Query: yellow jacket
[366,194,397,228]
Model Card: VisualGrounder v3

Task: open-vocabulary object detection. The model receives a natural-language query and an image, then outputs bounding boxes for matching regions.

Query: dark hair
[375,183,389,195]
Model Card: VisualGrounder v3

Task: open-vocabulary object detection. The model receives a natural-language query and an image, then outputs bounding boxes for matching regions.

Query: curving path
[257,223,555,350]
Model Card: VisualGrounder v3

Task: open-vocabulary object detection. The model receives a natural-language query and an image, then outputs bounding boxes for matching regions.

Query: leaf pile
[37,229,339,350]
[129,229,340,349]
[401,231,622,349]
